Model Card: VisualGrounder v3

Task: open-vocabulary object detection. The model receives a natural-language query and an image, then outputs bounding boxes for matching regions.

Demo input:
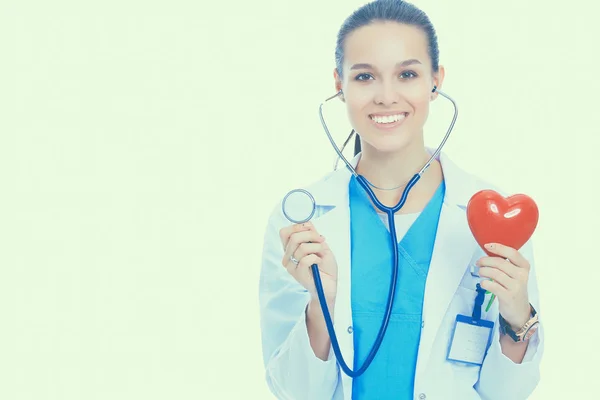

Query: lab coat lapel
[415,202,477,374]
[415,152,480,376]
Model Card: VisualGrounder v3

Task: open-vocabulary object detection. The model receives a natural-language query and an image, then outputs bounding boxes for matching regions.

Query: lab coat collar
[310,147,476,210]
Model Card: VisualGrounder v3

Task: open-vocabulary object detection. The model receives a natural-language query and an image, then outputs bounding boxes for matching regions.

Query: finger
[477,256,520,279]
[298,253,321,270]
[286,229,324,251]
[319,240,332,257]
[478,267,515,291]
[485,243,530,270]
[280,222,320,250]
[293,242,324,261]
[279,222,315,249]
[286,253,321,277]
[297,253,336,283]
[281,230,324,266]
[480,278,508,298]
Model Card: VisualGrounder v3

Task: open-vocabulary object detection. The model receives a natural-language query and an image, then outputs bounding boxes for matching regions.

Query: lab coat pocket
[468,247,487,277]
[452,285,479,319]
[453,264,484,310]
[444,287,484,386]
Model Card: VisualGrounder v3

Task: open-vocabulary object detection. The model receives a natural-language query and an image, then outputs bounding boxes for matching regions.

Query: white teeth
[371,113,406,124]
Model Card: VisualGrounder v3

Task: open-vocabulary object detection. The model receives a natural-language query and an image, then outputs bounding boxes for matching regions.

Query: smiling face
[335,21,444,155]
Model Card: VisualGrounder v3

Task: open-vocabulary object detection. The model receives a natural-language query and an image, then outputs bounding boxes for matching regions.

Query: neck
[355,141,432,190]
[354,141,444,212]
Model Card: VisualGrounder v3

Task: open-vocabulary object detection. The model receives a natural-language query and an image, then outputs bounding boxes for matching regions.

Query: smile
[369,113,408,124]
[369,112,408,130]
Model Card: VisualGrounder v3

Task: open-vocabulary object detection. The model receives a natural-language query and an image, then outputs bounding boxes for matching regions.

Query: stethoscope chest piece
[282,189,316,224]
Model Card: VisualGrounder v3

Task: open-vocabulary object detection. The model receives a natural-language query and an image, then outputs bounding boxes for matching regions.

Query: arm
[475,239,544,399]
[307,296,337,361]
[259,207,339,400]
[499,333,530,364]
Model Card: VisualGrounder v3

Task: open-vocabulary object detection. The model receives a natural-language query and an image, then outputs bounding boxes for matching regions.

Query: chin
[363,140,414,155]
[359,130,416,155]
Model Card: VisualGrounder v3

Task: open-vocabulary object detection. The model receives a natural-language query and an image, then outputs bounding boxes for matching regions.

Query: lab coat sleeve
[475,239,544,400]
[258,204,339,400]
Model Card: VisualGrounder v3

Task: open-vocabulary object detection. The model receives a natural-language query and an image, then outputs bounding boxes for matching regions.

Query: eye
[400,71,418,79]
[354,73,374,81]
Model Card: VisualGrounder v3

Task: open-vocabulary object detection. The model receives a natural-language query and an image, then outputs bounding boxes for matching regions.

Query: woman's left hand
[477,243,532,329]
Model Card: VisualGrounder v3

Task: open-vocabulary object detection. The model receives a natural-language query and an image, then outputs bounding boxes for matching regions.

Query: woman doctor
[259,1,543,399]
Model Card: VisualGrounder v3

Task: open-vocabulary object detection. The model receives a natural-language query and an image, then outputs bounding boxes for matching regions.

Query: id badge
[446,314,494,366]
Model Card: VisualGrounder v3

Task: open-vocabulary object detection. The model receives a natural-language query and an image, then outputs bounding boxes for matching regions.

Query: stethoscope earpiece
[432,85,437,93]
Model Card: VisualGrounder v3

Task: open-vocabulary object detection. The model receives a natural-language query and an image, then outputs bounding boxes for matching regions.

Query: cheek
[403,79,434,113]
[410,95,432,119]
[345,96,370,122]
[345,87,369,106]
[348,102,364,117]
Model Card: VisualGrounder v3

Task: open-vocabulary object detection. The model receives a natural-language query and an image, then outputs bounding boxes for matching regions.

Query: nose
[373,81,400,106]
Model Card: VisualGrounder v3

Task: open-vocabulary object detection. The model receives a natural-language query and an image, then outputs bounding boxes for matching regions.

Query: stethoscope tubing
[310,87,458,377]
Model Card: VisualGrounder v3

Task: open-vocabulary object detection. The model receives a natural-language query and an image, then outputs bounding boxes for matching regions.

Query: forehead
[343,21,430,67]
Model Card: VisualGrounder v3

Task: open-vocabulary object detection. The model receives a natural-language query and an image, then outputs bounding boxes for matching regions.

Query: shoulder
[438,151,510,208]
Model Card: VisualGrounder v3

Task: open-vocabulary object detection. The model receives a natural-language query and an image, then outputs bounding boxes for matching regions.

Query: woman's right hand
[279,221,338,301]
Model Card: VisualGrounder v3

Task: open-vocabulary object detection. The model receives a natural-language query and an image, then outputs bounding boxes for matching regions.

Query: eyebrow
[350,59,422,70]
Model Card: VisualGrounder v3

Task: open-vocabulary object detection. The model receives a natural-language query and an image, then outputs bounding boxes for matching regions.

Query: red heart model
[466,190,539,256]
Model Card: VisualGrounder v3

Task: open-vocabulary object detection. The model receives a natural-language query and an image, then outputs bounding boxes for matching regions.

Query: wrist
[307,295,336,325]
[309,292,336,307]
[309,288,337,303]
[507,316,530,332]
[504,304,533,331]
[499,303,539,343]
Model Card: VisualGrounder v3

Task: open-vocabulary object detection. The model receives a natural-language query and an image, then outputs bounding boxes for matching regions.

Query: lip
[368,112,409,130]
[369,111,408,117]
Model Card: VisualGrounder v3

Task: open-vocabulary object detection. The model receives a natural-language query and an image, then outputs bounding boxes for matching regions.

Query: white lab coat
[259,149,544,400]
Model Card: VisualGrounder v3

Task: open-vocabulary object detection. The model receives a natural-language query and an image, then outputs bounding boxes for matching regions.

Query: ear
[333,68,345,102]
[430,65,446,101]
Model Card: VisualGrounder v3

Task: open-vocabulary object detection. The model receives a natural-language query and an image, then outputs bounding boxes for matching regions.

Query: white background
[1,0,598,398]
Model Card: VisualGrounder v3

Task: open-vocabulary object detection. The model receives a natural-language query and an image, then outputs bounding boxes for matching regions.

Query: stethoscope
[281,85,458,378]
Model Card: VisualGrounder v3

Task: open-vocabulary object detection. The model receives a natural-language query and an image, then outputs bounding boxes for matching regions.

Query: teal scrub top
[349,176,446,398]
